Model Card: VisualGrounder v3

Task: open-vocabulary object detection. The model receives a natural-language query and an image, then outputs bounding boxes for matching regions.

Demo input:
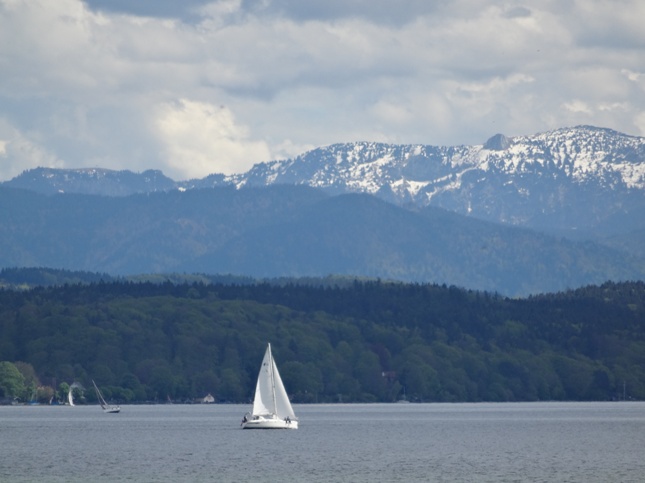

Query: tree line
[1,279,644,404]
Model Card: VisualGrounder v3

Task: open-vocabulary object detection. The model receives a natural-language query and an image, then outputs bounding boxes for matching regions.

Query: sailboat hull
[242,415,298,429]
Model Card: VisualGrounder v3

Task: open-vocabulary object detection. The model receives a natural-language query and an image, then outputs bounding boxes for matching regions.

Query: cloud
[0,0,644,182]
[238,0,447,26]
[563,100,593,115]
[84,0,210,20]
[155,99,270,179]
[0,118,64,179]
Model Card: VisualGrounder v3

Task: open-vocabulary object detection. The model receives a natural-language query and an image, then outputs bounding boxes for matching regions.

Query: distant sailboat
[241,343,298,429]
[92,380,121,414]
[68,387,75,407]
[397,386,410,403]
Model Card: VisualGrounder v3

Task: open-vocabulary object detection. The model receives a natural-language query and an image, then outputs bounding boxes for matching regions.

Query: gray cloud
[84,0,209,20]
[239,0,448,25]
[85,0,444,25]
[503,6,531,19]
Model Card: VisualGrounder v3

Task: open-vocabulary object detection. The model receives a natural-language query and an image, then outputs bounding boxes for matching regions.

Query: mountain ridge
[1,184,644,296]
[2,125,645,294]
[5,126,644,226]
[7,125,644,194]
[5,125,644,243]
[230,125,645,231]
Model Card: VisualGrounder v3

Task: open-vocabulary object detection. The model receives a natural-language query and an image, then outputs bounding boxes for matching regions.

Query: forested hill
[1,280,644,404]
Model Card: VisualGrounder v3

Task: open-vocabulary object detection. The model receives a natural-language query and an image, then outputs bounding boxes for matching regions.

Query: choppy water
[1,402,644,482]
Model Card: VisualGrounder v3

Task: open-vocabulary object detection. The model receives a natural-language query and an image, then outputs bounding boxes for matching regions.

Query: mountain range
[2,125,645,295]
[234,126,645,238]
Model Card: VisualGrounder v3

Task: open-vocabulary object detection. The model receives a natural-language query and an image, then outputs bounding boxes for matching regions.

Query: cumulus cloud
[155,99,270,178]
[0,0,644,181]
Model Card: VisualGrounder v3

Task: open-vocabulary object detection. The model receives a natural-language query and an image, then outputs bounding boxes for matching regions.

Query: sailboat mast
[268,343,278,415]
[93,379,107,409]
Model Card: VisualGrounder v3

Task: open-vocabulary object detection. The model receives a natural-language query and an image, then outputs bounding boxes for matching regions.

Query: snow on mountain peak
[5,126,643,233]
[226,126,645,232]
[238,126,644,197]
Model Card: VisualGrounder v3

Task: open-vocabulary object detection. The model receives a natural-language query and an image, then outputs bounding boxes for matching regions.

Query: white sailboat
[241,343,298,429]
[92,380,121,414]
[67,387,75,407]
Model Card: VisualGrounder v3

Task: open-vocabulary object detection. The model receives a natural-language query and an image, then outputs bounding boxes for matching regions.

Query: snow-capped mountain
[229,126,645,234]
[237,125,645,193]
[4,126,645,237]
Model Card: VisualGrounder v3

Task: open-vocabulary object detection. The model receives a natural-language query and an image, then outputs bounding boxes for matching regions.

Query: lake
[1,402,644,482]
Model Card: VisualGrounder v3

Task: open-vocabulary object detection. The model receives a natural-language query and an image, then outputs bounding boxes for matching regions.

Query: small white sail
[92,379,121,414]
[67,387,75,407]
[92,380,106,409]
[242,343,298,429]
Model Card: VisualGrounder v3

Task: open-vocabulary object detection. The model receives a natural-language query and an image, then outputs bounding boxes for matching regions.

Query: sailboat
[67,387,75,407]
[92,380,121,414]
[241,343,298,429]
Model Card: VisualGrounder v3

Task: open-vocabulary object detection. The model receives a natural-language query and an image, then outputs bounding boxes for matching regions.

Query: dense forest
[1,277,644,404]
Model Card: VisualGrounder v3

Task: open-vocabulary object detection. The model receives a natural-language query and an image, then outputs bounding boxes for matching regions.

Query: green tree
[0,361,26,400]
[281,361,323,402]
[219,367,246,402]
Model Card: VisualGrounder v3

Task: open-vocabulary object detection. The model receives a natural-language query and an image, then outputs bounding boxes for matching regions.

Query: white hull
[242,415,298,429]
[104,407,121,413]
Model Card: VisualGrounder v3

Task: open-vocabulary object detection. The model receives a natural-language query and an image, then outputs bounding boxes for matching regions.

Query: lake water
[1,402,644,482]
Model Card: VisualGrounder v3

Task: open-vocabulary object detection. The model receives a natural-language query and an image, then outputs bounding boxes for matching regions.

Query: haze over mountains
[2,126,645,296]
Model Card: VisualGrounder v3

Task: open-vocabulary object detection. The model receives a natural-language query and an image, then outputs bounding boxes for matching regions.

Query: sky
[1,0,644,181]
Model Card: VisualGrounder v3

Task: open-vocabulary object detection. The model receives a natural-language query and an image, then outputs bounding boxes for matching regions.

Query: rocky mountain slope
[229,126,645,236]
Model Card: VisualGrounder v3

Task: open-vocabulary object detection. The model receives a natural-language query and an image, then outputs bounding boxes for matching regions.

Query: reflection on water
[1,402,644,482]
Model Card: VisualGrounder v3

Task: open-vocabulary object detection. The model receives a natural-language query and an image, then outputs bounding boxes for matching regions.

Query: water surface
[1,402,644,482]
